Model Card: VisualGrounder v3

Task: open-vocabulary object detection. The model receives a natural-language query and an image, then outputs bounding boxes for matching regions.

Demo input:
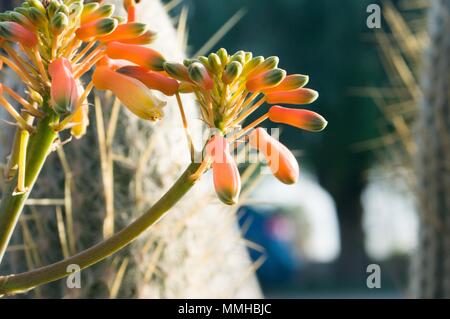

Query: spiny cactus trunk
[1,0,261,298]
[410,0,450,299]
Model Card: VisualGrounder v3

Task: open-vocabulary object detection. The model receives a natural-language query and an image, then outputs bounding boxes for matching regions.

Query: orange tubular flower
[106,42,165,71]
[265,87,319,105]
[0,21,38,47]
[249,128,299,185]
[207,135,241,205]
[93,66,166,121]
[268,105,328,132]
[117,65,179,96]
[98,22,147,43]
[263,74,309,93]
[48,58,78,114]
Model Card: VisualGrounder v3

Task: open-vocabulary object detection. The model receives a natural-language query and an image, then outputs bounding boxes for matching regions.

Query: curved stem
[0,113,59,264]
[0,163,200,296]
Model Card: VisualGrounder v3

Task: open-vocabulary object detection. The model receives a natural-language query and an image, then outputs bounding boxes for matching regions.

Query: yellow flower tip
[263,74,309,93]
[98,22,147,43]
[93,65,166,121]
[48,58,78,114]
[207,135,241,205]
[117,65,179,96]
[51,12,69,35]
[265,88,319,105]
[188,62,213,90]
[106,41,165,71]
[0,21,38,47]
[268,105,327,132]
[249,128,299,185]
[76,18,118,41]
[246,68,286,92]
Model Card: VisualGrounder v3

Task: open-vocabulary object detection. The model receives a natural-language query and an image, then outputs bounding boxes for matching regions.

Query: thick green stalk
[0,113,59,264]
[0,162,200,296]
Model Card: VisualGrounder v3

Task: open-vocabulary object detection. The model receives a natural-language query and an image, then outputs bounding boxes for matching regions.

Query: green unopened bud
[222,61,242,84]
[188,62,213,90]
[9,12,31,27]
[97,4,115,18]
[28,7,47,27]
[28,0,46,15]
[230,50,245,65]
[82,2,100,16]
[14,7,30,17]
[217,48,229,65]
[198,56,212,72]
[47,0,61,18]
[96,18,118,36]
[208,53,222,73]
[183,59,198,67]
[51,12,68,35]
[57,4,70,16]
[0,13,9,22]
[243,56,264,75]
[164,62,190,81]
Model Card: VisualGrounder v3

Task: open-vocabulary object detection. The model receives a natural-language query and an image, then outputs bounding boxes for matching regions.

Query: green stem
[0,163,200,296]
[0,113,59,264]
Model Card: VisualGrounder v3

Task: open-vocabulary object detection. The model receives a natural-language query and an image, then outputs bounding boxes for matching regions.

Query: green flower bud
[217,48,229,65]
[51,12,69,35]
[208,53,222,74]
[28,0,46,15]
[164,62,190,81]
[222,61,243,84]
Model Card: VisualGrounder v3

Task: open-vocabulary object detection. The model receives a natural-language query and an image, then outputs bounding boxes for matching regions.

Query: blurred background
[162,0,444,298]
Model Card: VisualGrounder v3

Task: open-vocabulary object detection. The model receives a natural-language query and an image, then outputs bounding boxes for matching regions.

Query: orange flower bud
[106,41,165,71]
[98,22,147,43]
[263,74,309,93]
[163,62,190,82]
[249,128,299,185]
[117,65,179,96]
[246,68,286,92]
[76,18,118,41]
[268,105,327,132]
[207,135,241,205]
[48,58,78,114]
[265,88,319,105]
[0,22,37,47]
[93,66,166,121]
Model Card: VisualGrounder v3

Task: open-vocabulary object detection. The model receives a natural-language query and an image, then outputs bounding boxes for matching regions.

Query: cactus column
[410,0,450,298]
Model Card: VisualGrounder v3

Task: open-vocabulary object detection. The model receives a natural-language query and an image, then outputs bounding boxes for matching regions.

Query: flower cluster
[0,0,173,194]
[164,49,328,204]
